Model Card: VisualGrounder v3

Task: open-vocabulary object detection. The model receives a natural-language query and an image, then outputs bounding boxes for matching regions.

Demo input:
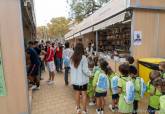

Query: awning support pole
[96,31,99,52]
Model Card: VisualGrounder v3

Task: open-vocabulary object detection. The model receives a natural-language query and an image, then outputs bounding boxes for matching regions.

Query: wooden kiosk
[65,0,165,72]
[0,0,36,114]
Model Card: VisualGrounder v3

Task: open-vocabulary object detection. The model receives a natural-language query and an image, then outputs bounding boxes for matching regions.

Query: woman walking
[70,43,91,114]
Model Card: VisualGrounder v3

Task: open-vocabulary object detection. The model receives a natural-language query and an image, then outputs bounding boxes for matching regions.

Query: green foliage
[37,17,70,39]
[68,0,111,23]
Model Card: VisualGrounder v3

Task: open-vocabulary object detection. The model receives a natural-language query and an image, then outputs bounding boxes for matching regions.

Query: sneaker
[46,80,51,83]
[115,106,118,111]
[35,86,40,90]
[30,85,37,90]
[48,81,54,85]
[109,104,115,112]
[100,111,104,114]
[96,109,101,114]
[82,110,88,114]
[89,101,95,106]
[76,106,81,114]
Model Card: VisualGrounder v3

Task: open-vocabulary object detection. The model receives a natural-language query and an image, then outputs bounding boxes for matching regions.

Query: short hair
[129,66,137,75]
[126,56,135,64]
[65,42,70,48]
[149,70,161,81]
[46,41,51,44]
[34,41,38,45]
[159,61,165,70]
[119,63,130,76]
[28,41,34,45]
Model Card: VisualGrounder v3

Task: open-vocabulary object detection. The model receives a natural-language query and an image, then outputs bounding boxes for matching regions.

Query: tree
[36,26,48,39]
[68,0,111,23]
[36,17,70,39]
[47,17,70,39]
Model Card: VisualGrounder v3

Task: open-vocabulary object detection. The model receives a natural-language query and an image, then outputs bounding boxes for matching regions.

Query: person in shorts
[93,59,110,114]
[45,41,55,85]
[70,43,91,114]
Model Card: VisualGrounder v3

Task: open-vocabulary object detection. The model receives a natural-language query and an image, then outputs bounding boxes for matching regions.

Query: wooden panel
[131,0,165,8]
[158,12,165,58]
[0,0,29,114]
[132,9,160,60]
[132,9,165,60]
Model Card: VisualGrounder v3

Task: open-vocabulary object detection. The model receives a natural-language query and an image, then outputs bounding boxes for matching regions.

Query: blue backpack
[124,78,135,104]
[63,56,70,67]
[97,73,109,92]
[139,77,147,97]
[111,75,120,94]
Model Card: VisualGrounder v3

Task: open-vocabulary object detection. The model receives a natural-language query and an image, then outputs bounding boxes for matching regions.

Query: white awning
[65,0,128,39]
[81,27,93,35]
[93,12,126,31]
[74,33,81,38]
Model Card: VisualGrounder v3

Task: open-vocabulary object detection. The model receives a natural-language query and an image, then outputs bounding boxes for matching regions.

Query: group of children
[86,55,165,114]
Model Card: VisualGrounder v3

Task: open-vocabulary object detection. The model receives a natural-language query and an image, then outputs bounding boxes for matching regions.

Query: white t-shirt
[63,48,73,59]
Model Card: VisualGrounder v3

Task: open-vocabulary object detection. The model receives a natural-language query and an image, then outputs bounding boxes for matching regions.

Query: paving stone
[32,71,148,114]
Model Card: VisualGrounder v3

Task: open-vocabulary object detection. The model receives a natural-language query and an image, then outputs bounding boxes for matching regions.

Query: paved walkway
[31,71,148,114]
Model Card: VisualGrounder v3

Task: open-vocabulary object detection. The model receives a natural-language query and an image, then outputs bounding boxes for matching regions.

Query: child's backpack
[97,73,109,92]
[162,73,165,79]
[111,75,120,94]
[159,95,165,114]
[63,56,70,67]
[139,77,147,97]
[92,66,100,77]
[124,78,135,104]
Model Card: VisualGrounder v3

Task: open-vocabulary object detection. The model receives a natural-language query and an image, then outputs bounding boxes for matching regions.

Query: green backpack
[159,95,165,114]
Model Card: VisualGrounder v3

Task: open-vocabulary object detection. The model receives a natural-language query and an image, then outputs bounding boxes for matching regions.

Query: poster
[0,47,6,96]
[133,31,142,46]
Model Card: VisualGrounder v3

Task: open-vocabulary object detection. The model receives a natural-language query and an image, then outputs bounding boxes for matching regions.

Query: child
[108,66,120,112]
[157,78,165,114]
[129,66,141,114]
[93,59,110,114]
[87,56,96,106]
[118,63,134,114]
[126,56,135,65]
[159,62,165,78]
[147,70,162,114]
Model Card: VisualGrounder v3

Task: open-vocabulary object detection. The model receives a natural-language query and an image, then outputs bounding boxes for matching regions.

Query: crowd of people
[26,40,165,114]
[26,40,67,89]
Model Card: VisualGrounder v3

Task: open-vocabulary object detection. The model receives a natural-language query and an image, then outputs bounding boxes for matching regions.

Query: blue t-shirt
[28,48,40,66]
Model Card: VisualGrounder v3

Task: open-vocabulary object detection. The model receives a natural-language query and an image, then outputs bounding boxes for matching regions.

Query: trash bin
[138,58,165,83]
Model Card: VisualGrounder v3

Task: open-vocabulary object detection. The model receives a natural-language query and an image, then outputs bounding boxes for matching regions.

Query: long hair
[71,43,84,68]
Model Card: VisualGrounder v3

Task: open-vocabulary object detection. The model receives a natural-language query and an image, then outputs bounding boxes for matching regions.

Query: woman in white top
[70,43,91,114]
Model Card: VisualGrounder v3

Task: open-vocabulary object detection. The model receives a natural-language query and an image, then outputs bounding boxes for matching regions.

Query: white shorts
[47,61,55,72]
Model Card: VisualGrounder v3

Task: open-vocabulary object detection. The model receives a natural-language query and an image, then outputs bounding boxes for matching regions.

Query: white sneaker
[46,80,51,82]
[109,104,115,112]
[82,110,88,114]
[48,81,54,85]
[36,86,40,90]
[100,111,104,114]
[96,109,101,114]
[89,101,95,106]
[30,85,37,90]
[76,107,81,114]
